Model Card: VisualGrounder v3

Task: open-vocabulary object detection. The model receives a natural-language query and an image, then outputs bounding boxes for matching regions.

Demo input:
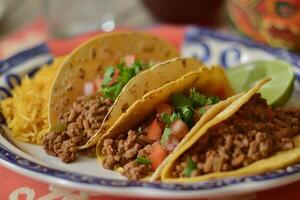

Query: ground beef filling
[102,129,154,180]
[44,93,112,163]
[173,94,300,178]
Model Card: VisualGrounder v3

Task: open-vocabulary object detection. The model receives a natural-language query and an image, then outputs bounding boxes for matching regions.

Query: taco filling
[101,88,221,180]
[172,93,300,178]
[44,56,150,162]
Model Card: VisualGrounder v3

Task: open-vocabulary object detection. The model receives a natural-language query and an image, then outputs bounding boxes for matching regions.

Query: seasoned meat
[173,94,300,178]
[121,161,152,180]
[102,127,154,180]
[44,93,112,163]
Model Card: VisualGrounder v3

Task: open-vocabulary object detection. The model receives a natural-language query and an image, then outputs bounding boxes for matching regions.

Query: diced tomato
[84,82,95,96]
[156,104,174,116]
[124,55,135,66]
[149,142,168,170]
[108,68,120,86]
[146,118,164,141]
[94,77,103,88]
[93,77,103,93]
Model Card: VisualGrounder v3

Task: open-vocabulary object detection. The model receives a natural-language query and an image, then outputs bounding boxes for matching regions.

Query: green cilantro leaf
[136,156,152,165]
[198,107,207,115]
[208,96,220,104]
[171,93,193,108]
[101,60,148,101]
[178,106,194,126]
[117,68,133,84]
[132,60,144,74]
[102,82,123,101]
[170,112,180,123]
[161,113,171,125]
[101,67,115,86]
[189,88,207,106]
[161,112,181,126]
[183,157,197,177]
[160,128,172,146]
[117,62,126,72]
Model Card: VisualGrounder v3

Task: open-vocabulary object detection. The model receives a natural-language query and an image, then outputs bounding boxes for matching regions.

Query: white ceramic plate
[1,26,300,199]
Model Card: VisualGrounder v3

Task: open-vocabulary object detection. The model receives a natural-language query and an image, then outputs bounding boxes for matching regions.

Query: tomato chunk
[93,77,103,92]
[146,119,164,141]
[149,142,168,170]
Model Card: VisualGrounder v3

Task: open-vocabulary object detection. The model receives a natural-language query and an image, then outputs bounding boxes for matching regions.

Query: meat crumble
[102,125,154,180]
[173,94,300,178]
[44,93,112,163]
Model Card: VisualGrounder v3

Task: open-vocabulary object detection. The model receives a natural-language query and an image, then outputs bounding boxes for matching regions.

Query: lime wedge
[226,60,295,106]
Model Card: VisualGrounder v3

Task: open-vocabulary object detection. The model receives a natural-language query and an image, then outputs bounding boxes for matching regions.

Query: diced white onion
[84,82,94,96]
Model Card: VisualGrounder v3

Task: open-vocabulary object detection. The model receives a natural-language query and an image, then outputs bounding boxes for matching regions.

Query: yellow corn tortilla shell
[97,67,238,181]
[82,57,207,149]
[49,32,179,131]
[160,77,288,183]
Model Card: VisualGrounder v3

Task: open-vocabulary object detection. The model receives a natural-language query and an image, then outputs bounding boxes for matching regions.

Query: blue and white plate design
[1,26,300,198]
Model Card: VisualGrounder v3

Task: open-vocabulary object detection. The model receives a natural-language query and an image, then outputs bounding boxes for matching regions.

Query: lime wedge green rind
[226,60,295,106]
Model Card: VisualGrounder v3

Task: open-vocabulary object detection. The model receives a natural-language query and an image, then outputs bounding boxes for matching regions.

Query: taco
[160,77,300,183]
[97,65,238,181]
[45,32,203,163]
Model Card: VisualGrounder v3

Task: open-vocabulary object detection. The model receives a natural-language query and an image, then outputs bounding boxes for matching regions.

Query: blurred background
[0,0,226,38]
[0,0,299,58]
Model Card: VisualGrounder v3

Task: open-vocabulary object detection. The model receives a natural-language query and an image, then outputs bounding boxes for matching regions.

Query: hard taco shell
[159,77,293,183]
[84,58,236,148]
[48,32,181,145]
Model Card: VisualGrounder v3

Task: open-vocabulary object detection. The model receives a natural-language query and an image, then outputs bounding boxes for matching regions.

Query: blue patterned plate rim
[2,141,300,193]
[185,26,300,69]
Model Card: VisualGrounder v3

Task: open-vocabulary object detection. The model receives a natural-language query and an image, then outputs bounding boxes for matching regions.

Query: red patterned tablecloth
[1,21,300,200]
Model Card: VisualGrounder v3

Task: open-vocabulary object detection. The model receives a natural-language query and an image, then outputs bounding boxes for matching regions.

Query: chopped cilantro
[198,107,207,115]
[170,112,180,123]
[178,106,194,126]
[101,67,115,85]
[160,128,172,146]
[117,67,135,84]
[161,112,180,126]
[101,60,147,101]
[132,60,144,74]
[136,156,152,165]
[208,96,220,104]
[183,157,197,177]
[161,113,171,125]
[102,82,123,101]
[116,62,125,72]
[189,88,207,106]
[168,89,220,127]
[171,93,193,108]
